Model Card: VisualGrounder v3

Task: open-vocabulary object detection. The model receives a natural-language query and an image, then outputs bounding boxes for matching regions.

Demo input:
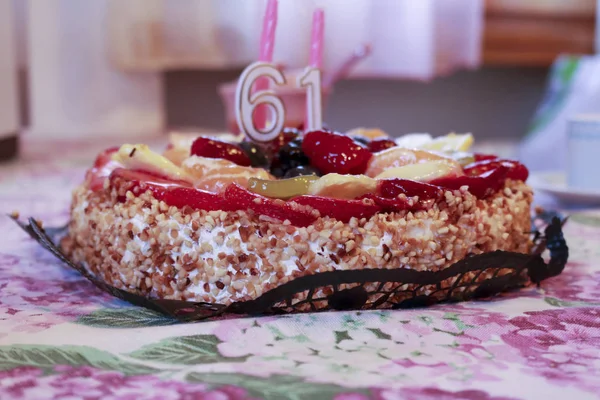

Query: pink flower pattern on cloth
[1,145,600,399]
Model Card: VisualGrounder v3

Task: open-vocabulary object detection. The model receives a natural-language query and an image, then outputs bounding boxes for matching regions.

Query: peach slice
[182,155,273,193]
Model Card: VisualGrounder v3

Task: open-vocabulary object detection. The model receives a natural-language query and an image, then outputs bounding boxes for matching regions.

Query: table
[1,137,599,400]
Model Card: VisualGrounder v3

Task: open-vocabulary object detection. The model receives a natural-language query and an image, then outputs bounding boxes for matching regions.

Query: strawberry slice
[378,179,444,200]
[474,153,498,162]
[302,130,373,175]
[358,194,416,213]
[110,168,190,188]
[158,186,233,212]
[109,168,232,212]
[292,195,382,222]
[225,184,316,227]
[87,147,121,191]
[464,159,528,181]
[368,139,397,153]
[430,166,509,199]
[191,137,251,166]
[93,146,120,168]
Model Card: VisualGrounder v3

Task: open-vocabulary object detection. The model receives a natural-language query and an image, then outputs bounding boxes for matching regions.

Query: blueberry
[239,141,269,168]
[283,165,320,178]
[271,167,285,178]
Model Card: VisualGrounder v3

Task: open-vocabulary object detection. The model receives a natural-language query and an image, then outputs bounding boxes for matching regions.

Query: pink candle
[309,8,324,69]
[305,8,324,129]
[254,0,278,130]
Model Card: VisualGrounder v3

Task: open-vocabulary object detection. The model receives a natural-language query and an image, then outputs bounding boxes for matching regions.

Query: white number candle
[235,61,287,143]
[235,62,323,143]
[297,67,323,131]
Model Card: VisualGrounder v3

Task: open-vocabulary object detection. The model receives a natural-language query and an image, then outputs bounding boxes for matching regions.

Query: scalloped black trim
[11,213,568,322]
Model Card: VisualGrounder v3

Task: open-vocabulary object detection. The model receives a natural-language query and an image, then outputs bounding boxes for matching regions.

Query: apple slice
[375,160,462,182]
[112,144,192,182]
[417,132,474,153]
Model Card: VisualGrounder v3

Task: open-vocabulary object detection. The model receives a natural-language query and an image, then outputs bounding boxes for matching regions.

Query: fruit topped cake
[61,128,532,306]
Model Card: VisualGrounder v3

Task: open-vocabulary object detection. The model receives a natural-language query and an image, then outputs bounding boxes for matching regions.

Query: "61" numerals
[235,62,323,143]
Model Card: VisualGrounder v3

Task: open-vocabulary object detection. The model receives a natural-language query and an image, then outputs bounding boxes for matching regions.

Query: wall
[165,67,549,139]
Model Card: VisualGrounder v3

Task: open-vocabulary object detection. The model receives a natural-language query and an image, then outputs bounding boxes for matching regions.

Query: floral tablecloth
[1,138,599,400]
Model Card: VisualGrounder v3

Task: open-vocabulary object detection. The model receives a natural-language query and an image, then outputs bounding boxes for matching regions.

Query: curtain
[111,0,484,80]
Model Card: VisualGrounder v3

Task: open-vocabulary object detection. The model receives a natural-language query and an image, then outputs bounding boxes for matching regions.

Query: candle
[235,3,324,143]
[254,0,279,130]
[300,8,325,131]
[309,8,324,69]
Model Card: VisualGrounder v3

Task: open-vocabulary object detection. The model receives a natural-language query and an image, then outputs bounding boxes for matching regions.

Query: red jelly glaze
[464,159,529,181]
[368,139,397,153]
[93,146,120,168]
[190,137,251,166]
[302,130,373,175]
[110,169,315,225]
[292,195,383,223]
[378,179,444,200]
[224,184,316,227]
[110,168,192,188]
[109,168,233,212]
[87,147,121,191]
[105,156,529,225]
[430,166,509,199]
[358,194,417,213]
[474,153,498,162]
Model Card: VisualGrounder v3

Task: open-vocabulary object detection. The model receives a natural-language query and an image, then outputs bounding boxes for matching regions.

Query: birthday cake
[60,128,533,305]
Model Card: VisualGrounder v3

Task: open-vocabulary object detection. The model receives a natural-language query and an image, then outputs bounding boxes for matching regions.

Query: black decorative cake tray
[12,211,568,322]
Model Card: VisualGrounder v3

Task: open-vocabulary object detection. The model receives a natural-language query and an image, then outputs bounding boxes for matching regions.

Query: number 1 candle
[299,7,324,132]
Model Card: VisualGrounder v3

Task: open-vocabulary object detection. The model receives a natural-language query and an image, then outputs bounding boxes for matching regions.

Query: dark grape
[271,127,302,152]
[239,141,269,168]
[278,138,310,171]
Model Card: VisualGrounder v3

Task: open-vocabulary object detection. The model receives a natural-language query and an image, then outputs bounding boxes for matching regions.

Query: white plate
[529,171,600,205]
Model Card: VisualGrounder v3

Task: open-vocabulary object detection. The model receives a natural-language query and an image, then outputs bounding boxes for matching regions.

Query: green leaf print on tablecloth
[334,330,352,344]
[186,372,367,400]
[76,307,177,328]
[0,345,158,375]
[128,334,247,365]
[544,297,600,307]
[367,328,392,340]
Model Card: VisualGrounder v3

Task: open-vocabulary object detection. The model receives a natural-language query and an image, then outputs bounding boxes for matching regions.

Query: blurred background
[0,0,597,158]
